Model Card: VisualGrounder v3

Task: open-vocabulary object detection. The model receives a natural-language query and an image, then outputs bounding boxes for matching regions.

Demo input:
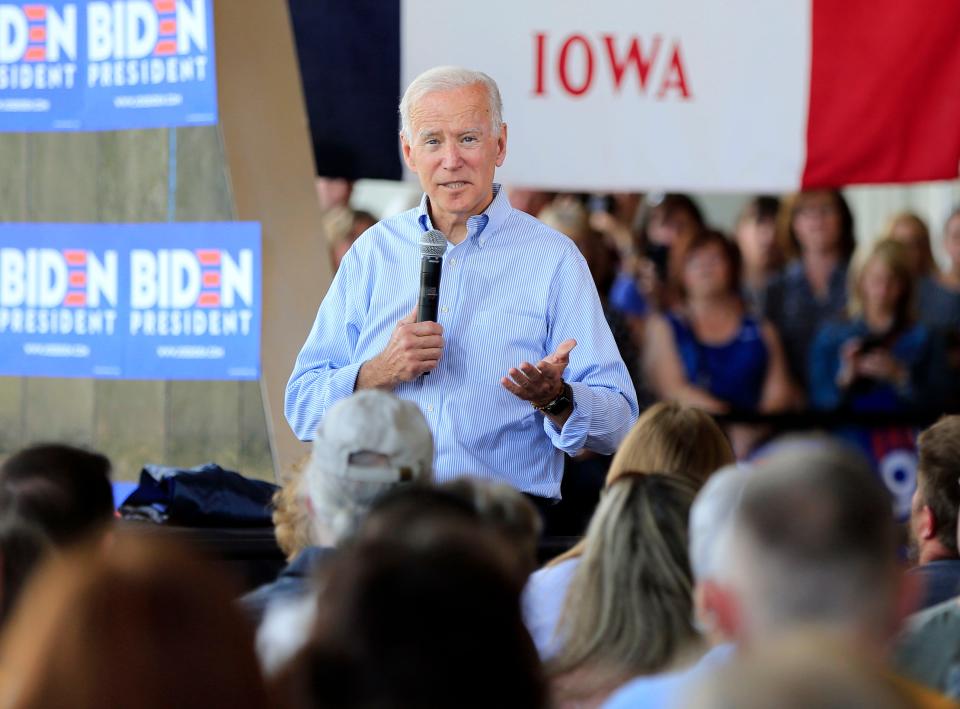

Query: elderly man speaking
[285,66,638,507]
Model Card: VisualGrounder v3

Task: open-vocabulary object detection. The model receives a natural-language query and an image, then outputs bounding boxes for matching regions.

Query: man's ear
[919,504,936,541]
[495,123,507,167]
[400,132,418,173]
[701,579,743,643]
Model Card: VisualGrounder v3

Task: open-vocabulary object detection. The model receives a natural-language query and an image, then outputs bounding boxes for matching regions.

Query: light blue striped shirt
[285,185,638,498]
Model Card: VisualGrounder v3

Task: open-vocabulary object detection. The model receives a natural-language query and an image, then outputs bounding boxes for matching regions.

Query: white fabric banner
[401,0,810,192]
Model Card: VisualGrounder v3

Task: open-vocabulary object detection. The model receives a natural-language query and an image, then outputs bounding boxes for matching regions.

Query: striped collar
[416,183,511,248]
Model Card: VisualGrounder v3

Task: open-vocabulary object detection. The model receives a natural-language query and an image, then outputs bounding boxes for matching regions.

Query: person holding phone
[809,240,943,412]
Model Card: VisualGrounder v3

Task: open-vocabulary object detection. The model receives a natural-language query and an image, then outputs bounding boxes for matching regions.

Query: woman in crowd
[734,195,785,314]
[915,208,960,333]
[523,401,733,659]
[547,473,702,708]
[884,212,936,281]
[763,190,856,390]
[0,533,272,709]
[644,229,795,421]
[809,240,941,412]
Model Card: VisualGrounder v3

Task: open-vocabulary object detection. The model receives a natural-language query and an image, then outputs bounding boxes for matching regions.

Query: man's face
[401,84,507,228]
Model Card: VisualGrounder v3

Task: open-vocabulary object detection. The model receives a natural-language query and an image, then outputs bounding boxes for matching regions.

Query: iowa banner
[402,0,960,191]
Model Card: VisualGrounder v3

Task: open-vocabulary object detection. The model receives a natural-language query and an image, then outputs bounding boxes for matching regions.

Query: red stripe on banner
[69,271,86,287]
[153,0,176,13]
[29,26,46,42]
[159,19,177,36]
[202,271,220,288]
[195,249,220,265]
[63,250,86,265]
[153,39,177,56]
[23,46,45,62]
[803,0,960,187]
[23,5,45,21]
[197,292,220,307]
[63,292,86,307]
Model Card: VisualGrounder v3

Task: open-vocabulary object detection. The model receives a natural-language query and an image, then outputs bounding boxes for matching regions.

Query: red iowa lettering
[533,32,692,100]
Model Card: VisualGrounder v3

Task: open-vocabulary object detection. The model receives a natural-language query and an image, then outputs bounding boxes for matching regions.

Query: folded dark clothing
[119,463,278,527]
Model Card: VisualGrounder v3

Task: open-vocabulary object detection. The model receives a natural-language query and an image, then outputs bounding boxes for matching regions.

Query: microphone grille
[419,229,447,258]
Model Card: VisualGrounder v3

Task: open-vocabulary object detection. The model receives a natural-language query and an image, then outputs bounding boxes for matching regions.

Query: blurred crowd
[2,392,960,707]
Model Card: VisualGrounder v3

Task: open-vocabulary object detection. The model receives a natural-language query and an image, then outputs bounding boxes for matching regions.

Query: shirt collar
[416,183,512,248]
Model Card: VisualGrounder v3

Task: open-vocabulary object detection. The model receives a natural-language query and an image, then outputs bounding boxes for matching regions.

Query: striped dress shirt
[285,185,638,498]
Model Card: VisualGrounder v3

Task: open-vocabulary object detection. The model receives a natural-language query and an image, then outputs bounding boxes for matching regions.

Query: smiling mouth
[440,181,469,189]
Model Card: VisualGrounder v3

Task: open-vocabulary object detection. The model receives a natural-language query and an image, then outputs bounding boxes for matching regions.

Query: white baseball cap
[311,390,434,484]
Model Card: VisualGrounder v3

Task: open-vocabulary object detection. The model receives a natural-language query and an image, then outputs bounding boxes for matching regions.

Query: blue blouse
[667,313,769,411]
[808,319,933,412]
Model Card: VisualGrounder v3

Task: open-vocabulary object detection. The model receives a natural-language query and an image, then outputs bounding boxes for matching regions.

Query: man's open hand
[501,339,577,405]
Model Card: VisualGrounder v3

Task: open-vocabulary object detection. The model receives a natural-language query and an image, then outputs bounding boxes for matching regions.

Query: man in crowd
[908,415,960,610]
[285,66,638,508]
[246,389,433,629]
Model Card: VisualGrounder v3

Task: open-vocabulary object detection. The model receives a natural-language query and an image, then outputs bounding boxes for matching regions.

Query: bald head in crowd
[711,439,902,646]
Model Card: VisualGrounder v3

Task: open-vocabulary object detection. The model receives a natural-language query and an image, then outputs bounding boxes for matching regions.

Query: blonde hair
[272,457,312,561]
[550,402,733,566]
[548,473,700,700]
[847,239,915,324]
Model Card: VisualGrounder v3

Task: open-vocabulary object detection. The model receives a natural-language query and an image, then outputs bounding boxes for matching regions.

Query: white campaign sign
[401,0,810,192]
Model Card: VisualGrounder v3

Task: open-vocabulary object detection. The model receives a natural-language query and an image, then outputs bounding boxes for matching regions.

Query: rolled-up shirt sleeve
[284,251,364,441]
[542,249,639,454]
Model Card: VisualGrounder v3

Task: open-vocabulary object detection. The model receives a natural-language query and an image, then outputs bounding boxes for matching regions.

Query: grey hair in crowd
[399,66,504,141]
[688,464,752,583]
[723,437,897,637]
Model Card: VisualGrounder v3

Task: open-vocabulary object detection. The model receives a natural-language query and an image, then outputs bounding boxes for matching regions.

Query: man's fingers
[518,362,543,381]
[501,376,526,397]
[405,321,444,337]
[413,348,444,361]
[398,306,418,326]
[554,338,577,360]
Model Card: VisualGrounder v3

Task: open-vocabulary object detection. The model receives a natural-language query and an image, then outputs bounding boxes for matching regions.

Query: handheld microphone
[418,229,446,323]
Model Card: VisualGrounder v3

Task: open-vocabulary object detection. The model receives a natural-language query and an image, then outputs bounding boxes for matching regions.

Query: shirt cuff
[544,381,593,454]
[327,360,365,407]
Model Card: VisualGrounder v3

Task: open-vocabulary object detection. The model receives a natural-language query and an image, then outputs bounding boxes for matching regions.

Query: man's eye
[424,139,439,145]
[462,135,477,143]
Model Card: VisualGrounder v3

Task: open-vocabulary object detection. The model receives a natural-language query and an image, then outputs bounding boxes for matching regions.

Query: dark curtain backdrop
[288,0,403,180]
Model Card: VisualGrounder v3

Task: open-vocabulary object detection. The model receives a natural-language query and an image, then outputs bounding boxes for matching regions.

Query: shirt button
[449,258,457,266]
[426,405,434,413]
[440,306,449,314]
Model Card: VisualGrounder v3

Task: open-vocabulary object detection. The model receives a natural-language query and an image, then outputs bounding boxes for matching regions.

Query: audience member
[734,195,784,314]
[0,516,49,629]
[441,477,542,581]
[0,443,114,548]
[314,175,353,210]
[809,240,942,412]
[273,530,547,709]
[547,473,701,708]
[269,457,312,563]
[506,187,556,217]
[323,206,377,272]
[0,532,272,709]
[600,464,750,709]
[523,402,733,661]
[645,229,794,420]
[608,193,705,317]
[907,416,960,609]
[242,389,433,624]
[884,211,936,280]
[764,190,855,389]
[917,207,960,333]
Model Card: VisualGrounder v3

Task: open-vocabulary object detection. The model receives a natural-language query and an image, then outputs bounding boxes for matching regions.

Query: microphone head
[419,229,447,258]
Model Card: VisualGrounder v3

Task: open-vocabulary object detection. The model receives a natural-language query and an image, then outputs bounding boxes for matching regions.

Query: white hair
[688,463,753,582]
[399,65,503,141]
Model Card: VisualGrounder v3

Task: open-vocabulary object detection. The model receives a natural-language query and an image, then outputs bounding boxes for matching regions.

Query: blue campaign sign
[0,222,261,380]
[0,0,217,131]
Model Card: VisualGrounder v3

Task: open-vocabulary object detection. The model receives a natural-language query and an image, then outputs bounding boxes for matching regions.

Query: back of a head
[728,438,898,640]
[306,390,434,544]
[441,477,542,580]
[0,444,114,547]
[1,532,271,709]
[685,630,912,709]
[0,516,50,628]
[608,402,734,489]
[279,530,546,709]
[916,415,960,557]
[688,464,753,584]
[552,473,699,693]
